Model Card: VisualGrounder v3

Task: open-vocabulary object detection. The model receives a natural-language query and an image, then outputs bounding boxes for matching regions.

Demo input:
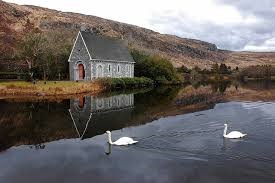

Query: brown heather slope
[0,0,275,69]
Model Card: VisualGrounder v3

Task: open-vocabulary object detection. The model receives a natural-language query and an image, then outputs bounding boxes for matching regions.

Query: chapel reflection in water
[69,94,134,139]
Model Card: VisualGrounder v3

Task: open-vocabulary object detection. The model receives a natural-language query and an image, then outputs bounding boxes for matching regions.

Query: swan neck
[223,125,228,136]
[108,133,113,144]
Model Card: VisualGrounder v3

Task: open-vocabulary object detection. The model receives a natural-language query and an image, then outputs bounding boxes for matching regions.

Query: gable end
[68,31,92,62]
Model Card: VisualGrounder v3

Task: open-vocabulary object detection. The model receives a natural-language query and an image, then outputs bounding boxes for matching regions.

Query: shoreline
[0,81,103,98]
[0,78,155,99]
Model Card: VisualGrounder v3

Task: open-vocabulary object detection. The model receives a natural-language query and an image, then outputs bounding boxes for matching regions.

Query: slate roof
[80,31,135,62]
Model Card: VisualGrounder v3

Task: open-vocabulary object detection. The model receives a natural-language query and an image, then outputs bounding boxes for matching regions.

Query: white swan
[223,124,247,139]
[106,131,138,146]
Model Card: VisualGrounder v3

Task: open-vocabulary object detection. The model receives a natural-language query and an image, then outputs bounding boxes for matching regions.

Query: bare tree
[17,31,48,81]
[17,29,75,81]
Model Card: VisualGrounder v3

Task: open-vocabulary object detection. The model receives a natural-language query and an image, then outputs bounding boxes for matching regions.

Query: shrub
[177,65,191,73]
[131,50,182,84]
[240,65,275,79]
[155,76,168,84]
[98,77,154,90]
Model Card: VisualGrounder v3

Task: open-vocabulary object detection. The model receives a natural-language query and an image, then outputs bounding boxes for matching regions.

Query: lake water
[1,81,275,183]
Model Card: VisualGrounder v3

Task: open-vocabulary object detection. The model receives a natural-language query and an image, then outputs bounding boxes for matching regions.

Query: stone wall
[91,61,134,79]
[69,94,134,123]
[90,94,134,112]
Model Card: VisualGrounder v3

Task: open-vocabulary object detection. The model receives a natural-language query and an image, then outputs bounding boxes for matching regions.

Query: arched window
[97,99,104,109]
[97,65,103,78]
[117,64,120,73]
[117,98,120,107]
[132,65,134,75]
[109,99,112,107]
[107,98,112,108]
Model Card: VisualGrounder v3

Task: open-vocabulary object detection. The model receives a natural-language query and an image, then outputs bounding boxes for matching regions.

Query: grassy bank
[0,77,154,97]
[0,81,102,96]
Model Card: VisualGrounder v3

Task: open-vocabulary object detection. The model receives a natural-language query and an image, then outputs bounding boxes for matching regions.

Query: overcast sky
[4,0,275,51]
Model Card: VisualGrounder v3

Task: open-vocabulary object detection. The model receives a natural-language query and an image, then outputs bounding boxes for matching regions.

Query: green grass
[0,81,101,96]
[0,77,155,96]
[1,81,81,86]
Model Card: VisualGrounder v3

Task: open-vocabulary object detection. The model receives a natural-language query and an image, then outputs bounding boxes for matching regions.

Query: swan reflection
[222,137,244,151]
[105,143,112,155]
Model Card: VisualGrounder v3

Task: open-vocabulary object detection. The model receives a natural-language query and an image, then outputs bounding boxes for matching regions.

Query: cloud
[4,0,275,51]
[244,37,275,52]
[149,0,275,51]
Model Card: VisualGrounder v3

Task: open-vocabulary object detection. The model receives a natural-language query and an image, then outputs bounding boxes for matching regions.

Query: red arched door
[78,64,85,80]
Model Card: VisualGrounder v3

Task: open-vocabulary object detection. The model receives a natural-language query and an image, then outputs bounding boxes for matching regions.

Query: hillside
[0,0,275,70]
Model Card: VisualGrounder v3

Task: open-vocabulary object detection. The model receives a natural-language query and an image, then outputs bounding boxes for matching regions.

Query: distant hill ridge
[0,0,275,69]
